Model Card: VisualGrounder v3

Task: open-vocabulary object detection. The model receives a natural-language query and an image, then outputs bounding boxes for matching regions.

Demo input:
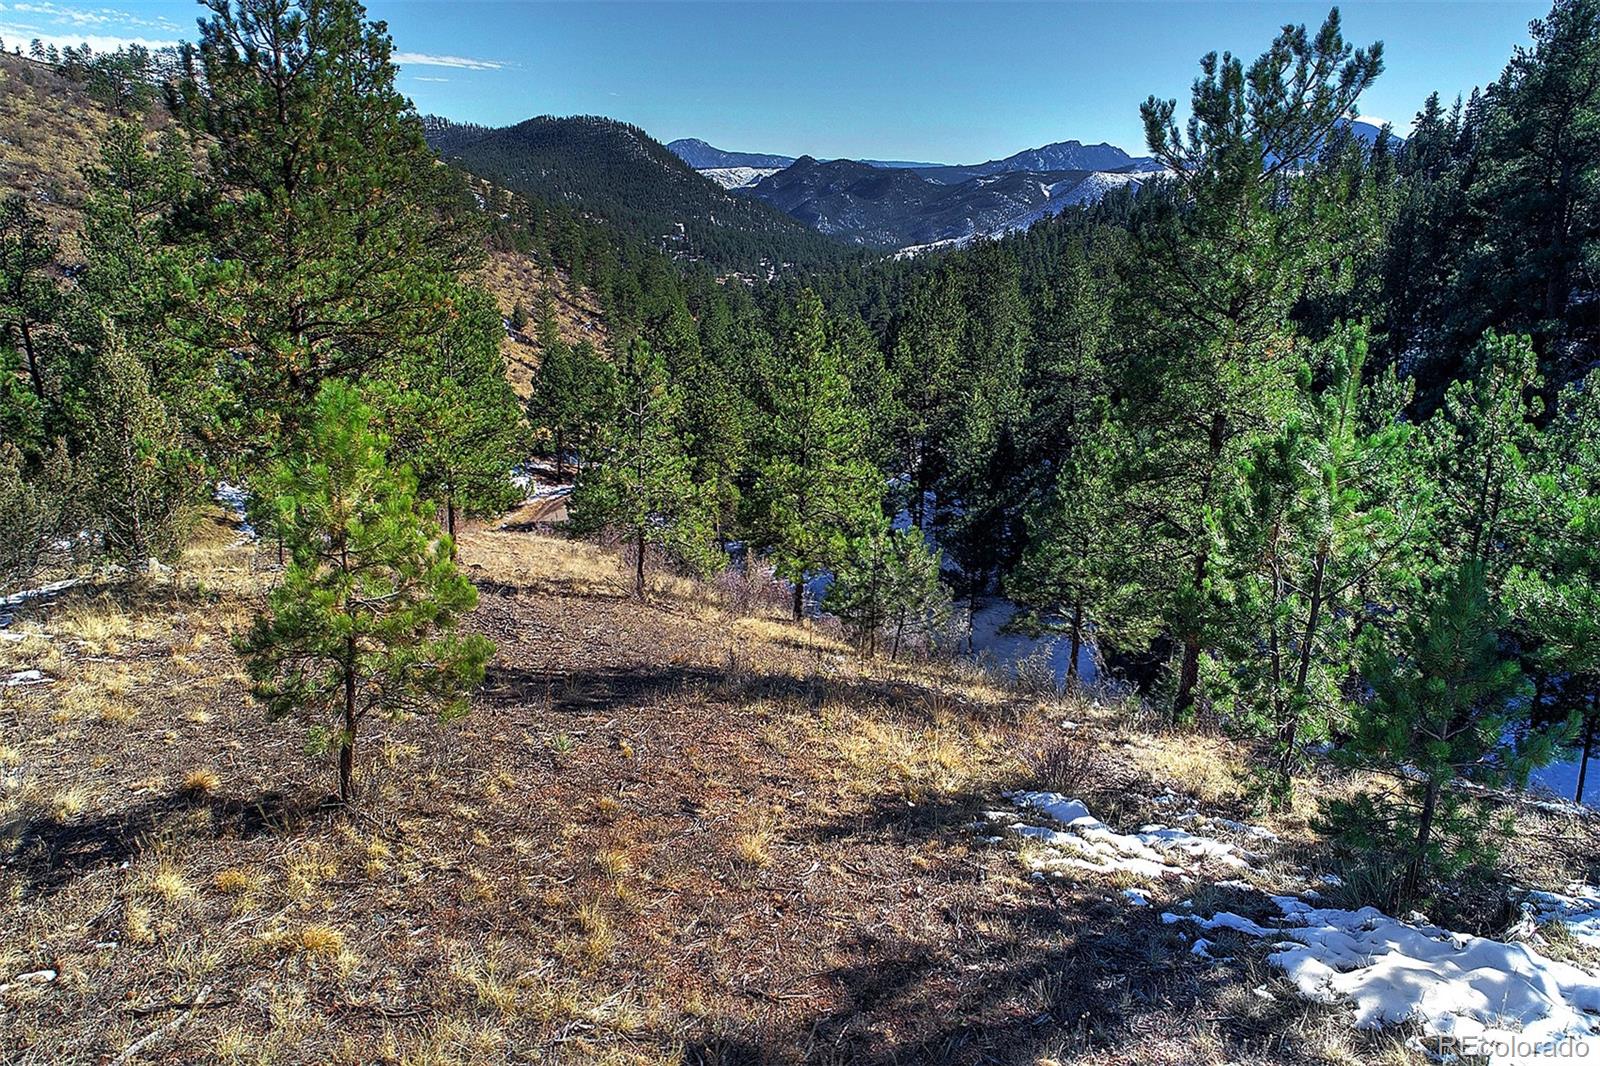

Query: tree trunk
[1173,636,1202,723]
[445,496,457,544]
[1402,778,1440,908]
[1577,693,1597,805]
[339,639,357,804]
[1274,546,1329,802]
[635,528,647,602]
[1173,410,1227,723]
[555,429,566,480]
[967,585,978,655]
[792,574,804,622]
[17,316,44,402]
[1067,601,1084,684]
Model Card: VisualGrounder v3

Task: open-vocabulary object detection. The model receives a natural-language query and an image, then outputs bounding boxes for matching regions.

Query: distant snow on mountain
[669,134,1171,252]
[699,166,784,190]
[666,138,796,170]
[761,157,1158,249]
[991,170,1150,236]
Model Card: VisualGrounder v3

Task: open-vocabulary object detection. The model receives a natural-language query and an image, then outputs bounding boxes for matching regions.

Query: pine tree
[942,245,1029,622]
[527,297,614,480]
[750,289,880,621]
[0,195,63,409]
[78,123,211,435]
[1008,246,1127,685]
[568,336,716,601]
[888,269,963,526]
[1422,333,1544,587]
[1010,435,1133,688]
[1516,370,1600,800]
[239,381,491,803]
[181,0,484,445]
[1469,0,1600,386]
[374,286,523,544]
[1218,325,1422,804]
[694,290,767,537]
[84,327,196,568]
[1330,562,1549,908]
[1123,9,1383,722]
[0,441,81,593]
[825,522,950,658]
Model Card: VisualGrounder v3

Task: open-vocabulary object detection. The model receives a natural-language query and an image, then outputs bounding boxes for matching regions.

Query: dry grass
[477,249,609,400]
[0,514,1572,1066]
[1128,729,1252,809]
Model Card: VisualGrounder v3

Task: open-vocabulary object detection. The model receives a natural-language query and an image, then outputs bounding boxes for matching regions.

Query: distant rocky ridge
[667,136,1165,249]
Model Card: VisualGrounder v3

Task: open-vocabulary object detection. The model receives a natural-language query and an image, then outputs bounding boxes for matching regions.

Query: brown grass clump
[184,767,222,794]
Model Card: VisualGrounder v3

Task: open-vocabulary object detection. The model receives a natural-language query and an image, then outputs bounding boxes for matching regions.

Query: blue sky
[2,1,1548,163]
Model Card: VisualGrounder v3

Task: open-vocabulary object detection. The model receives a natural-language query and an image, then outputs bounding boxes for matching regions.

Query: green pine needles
[239,383,492,802]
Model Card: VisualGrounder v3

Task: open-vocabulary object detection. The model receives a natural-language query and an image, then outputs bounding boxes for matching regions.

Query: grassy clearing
[2,519,1590,1065]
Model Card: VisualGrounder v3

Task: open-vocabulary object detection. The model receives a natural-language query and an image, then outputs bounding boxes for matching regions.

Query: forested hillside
[427,114,855,273]
[3,0,1600,1062]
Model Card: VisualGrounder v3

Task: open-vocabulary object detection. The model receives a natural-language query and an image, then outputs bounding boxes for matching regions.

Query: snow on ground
[987,791,1261,880]
[1529,754,1598,810]
[1526,885,1600,950]
[1164,893,1600,1062]
[967,597,1099,689]
[3,669,49,687]
[214,482,255,542]
[989,793,1600,1060]
[511,466,574,501]
[0,578,79,628]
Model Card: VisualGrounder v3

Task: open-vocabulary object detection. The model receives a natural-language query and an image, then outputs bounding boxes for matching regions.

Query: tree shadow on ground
[3,787,323,899]
[677,787,1363,1066]
[481,661,1004,725]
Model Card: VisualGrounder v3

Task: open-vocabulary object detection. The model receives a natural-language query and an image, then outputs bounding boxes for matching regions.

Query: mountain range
[744,156,1147,249]
[666,138,946,171]
[423,115,850,271]
[423,117,1400,264]
[665,137,1163,250]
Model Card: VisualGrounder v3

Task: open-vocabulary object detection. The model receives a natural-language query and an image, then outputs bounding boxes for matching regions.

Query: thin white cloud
[1,2,178,31]
[393,50,502,71]
[410,75,449,83]
[0,23,178,51]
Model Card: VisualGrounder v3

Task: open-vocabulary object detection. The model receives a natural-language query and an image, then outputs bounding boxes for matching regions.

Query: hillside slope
[3,511,1594,1064]
[428,115,854,271]
[0,64,606,402]
[0,52,175,238]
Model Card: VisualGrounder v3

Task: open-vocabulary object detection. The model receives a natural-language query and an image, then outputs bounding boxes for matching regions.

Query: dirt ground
[2,510,1592,1065]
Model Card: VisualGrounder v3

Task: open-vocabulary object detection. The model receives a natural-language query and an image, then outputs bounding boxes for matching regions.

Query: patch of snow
[1529,754,1600,810]
[697,166,782,190]
[1123,887,1151,907]
[511,466,574,503]
[1208,816,1280,842]
[1526,885,1600,950]
[891,236,970,259]
[1162,909,1276,937]
[967,597,1099,690]
[3,669,49,687]
[0,578,78,628]
[996,792,1258,880]
[214,482,255,541]
[1173,894,1600,1061]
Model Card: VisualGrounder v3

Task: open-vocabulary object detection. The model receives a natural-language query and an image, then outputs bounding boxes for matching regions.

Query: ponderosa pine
[239,381,491,803]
